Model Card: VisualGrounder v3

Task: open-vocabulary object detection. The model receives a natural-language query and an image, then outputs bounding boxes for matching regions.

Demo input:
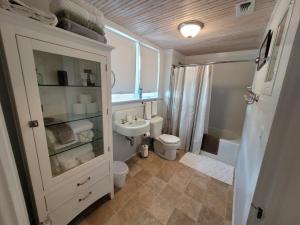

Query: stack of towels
[50,0,106,43]
[46,119,96,175]
[0,0,58,25]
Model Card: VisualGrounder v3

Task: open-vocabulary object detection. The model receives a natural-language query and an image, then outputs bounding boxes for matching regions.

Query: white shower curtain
[165,65,213,154]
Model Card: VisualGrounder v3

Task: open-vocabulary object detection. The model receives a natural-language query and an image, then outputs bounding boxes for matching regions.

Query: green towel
[56,10,105,36]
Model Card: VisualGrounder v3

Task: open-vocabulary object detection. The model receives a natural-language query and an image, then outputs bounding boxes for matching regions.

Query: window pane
[140,45,159,93]
[106,29,136,94]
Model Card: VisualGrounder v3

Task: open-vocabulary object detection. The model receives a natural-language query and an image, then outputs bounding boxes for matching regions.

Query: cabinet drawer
[49,175,111,225]
[46,161,109,212]
[77,175,111,212]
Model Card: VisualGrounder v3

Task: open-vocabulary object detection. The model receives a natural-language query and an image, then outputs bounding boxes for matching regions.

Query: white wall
[233,1,300,225]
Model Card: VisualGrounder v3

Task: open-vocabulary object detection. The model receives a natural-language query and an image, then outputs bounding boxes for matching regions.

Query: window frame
[105,25,160,103]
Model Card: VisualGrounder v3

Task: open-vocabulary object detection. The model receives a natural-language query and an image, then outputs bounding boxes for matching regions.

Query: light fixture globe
[178,20,204,38]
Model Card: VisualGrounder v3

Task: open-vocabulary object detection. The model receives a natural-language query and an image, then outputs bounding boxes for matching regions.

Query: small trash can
[113,161,129,188]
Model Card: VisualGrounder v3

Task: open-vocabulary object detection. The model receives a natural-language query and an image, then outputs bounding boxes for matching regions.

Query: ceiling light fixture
[178,20,204,38]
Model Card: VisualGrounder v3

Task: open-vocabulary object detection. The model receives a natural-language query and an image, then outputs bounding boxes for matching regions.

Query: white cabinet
[0,10,114,225]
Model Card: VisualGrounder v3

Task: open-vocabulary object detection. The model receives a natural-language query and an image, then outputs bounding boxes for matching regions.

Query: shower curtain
[165,65,213,154]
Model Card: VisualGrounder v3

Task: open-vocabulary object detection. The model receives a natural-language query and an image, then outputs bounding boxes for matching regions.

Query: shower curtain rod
[172,58,256,68]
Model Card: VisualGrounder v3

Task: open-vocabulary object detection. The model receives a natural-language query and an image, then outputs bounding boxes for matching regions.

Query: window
[106,26,160,103]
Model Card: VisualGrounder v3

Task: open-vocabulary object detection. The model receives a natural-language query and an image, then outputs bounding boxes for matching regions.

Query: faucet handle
[134,115,138,120]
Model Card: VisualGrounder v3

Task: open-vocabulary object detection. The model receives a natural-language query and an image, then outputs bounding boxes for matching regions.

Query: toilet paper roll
[72,103,86,115]
[86,102,98,114]
[79,94,92,104]
[143,132,150,137]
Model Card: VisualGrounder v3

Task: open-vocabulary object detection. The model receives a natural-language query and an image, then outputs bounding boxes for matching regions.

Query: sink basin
[114,118,150,137]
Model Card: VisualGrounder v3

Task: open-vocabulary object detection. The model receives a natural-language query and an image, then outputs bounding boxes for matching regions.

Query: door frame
[0,103,30,225]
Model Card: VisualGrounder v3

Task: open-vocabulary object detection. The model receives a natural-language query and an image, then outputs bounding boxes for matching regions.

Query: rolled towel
[50,156,62,175]
[56,150,80,171]
[69,119,93,133]
[57,17,107,43]
[77,151,95,164]
[77,130,94,143]
[73,143,94,163]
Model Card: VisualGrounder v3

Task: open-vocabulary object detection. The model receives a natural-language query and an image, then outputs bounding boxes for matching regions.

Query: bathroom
[1,1,300,225]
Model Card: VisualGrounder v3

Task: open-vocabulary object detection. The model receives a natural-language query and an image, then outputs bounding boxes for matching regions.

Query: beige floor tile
[133,184,158,209]
[128,163,143,177]
[190,173,210,190]
[175,194,202,221]
[226,201,233,221]
[134,210,163,225]
[168,173,191,193]
[197,206,224,225]
[79,151,233,225]
[159,185,181,205]
[166,209,195,225]
[146,176,167,192]
[134,169,153,184]
[185,182,207,203]
[155,164,176,182]
[147,195,175,225]
[118,198,146,225]
[204,192,227,218]
[104,213,124,225]
[207,179,229,202]
[85,203,115,225]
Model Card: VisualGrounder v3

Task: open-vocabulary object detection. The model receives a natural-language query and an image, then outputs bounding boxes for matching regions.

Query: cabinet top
[0,9,114,54]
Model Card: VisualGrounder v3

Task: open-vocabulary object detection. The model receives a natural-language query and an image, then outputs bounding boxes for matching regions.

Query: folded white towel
[0,0,58,26]
[69,119,93,133]
[144,102,152,120]
[50,0,90,22]
[54,142,94,172]
[46,128,77,151]
[70,0,104,28]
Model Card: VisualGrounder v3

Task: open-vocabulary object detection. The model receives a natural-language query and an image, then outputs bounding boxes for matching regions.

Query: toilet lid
[158,134,180,144]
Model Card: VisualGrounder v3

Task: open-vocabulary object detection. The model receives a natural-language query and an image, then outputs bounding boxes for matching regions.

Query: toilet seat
[158,134,180,145]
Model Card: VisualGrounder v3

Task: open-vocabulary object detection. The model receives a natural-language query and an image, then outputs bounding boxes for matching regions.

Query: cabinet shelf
[49,129,103,157]
[39,84,101,87]
[44,112,102,127]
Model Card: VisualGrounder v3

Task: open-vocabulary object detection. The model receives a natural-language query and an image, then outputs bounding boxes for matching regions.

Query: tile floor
[71,150,233,225]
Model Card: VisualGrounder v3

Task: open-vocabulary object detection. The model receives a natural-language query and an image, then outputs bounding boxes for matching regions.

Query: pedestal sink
[114,118,150,137]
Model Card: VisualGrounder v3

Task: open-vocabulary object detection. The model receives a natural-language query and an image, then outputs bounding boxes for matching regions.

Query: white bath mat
[180,152,234,185]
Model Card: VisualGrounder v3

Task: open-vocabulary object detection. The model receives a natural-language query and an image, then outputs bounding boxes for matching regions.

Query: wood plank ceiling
[86,0,276,55]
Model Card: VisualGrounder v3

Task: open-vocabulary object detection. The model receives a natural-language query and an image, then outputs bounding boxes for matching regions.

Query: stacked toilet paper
[72,94,99,114]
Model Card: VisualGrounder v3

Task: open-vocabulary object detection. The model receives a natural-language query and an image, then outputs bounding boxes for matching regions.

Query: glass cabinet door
[34,50,105,177]
[16,35,109,187]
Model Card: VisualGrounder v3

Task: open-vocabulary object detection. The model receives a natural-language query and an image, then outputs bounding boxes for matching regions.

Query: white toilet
[150,116,180,160]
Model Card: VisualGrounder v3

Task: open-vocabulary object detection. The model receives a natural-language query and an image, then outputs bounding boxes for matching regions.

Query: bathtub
[200,128,240,166]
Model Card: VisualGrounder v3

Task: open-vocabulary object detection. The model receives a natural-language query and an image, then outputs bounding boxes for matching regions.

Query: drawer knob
[78,191,92,202]
[77,176,91,186]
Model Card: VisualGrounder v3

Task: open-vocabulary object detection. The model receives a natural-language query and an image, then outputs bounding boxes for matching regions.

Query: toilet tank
[150,116,163,138]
